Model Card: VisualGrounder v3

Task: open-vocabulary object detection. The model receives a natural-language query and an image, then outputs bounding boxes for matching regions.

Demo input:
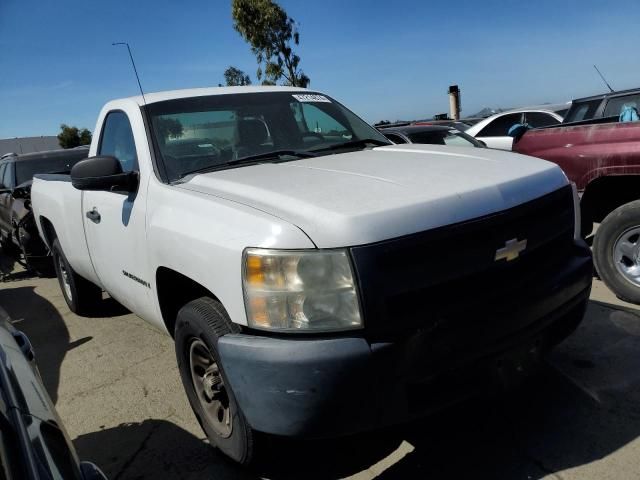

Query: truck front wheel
[174,297,256,465]
[51,239,102,315]
[594,201,640,303]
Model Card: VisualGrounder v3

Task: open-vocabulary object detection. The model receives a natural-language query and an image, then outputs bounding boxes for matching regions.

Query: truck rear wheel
[174,297,256,465]
[51,239,102,315]
[594,201,640,303]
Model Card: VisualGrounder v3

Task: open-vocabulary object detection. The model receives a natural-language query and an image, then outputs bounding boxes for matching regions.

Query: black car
[563,87,640,124]
[378,124,486,148]
[0,148,88,273]
[0,306,106,479]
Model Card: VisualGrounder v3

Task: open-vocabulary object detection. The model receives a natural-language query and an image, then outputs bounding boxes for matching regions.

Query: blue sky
[1,0,639,138]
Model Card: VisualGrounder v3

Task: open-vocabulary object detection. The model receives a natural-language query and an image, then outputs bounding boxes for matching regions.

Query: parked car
[513,118,640,303]
[465,105,567,150]
[378,124,485,147]
[0,306,106,479]
[563,87,640,124]
[32,86,592,465]
[411,120,473,131]
[0,147,88,273]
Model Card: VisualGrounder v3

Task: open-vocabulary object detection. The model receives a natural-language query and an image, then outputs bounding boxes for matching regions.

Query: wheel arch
[38,216,57,248]
[581,175,640,225]
[155,267,223,338]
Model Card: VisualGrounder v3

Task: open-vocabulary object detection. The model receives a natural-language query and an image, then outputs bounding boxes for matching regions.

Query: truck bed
[31,175,98,287]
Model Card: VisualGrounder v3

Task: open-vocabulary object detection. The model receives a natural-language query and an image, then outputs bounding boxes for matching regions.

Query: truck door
[82,110,152,315]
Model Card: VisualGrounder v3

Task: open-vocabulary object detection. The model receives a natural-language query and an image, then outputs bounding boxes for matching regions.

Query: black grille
[350,185,576,338]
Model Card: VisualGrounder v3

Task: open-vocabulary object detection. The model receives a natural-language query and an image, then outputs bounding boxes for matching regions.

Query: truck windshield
[146,91,390,181]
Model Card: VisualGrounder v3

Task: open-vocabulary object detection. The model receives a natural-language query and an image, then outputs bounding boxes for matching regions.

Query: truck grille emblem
[495,238,527,262]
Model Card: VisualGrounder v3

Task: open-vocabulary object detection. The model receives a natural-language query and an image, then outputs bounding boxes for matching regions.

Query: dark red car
[514,120,640,303]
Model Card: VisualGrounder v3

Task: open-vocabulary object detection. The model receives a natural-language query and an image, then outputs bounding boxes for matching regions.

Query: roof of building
[0,136,61,156]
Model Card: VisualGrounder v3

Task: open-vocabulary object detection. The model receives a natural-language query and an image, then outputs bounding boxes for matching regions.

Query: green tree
[79,128,92,145]
[231,0,309,87]
[57,124,92,149]
[224,66,252,86]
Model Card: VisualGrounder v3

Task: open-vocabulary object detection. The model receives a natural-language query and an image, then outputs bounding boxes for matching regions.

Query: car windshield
[407,129,480,147]
[147,91,390,181]
[15,156,85,185]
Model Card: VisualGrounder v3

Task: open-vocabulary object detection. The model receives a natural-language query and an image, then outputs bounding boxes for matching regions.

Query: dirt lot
[1,255,640,479]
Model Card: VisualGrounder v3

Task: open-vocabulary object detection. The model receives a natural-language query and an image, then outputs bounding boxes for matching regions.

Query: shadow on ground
[0,249,35,282]
[74,419,256,480]
[68,300,640,479]
[0,285,74,404]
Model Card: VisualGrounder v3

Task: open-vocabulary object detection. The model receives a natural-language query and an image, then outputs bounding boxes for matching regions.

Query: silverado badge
[495,238,527,262]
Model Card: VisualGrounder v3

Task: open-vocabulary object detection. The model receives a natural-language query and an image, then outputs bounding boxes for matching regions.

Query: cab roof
[123,86,309,106]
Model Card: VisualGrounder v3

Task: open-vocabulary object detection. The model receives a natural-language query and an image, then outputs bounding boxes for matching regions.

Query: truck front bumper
[218,242,593,438]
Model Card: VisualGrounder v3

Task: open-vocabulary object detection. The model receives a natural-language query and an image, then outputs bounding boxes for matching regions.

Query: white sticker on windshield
[292,94,331,103]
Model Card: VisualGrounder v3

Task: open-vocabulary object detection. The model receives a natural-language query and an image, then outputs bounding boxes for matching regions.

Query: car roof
[572,87,640,103]
[122,86,309,106]
[380,125,453,134]
[501,105,568,114]
[2,146,89,163]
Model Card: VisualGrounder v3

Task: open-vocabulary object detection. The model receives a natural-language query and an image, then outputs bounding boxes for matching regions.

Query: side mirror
[71,156,138,192]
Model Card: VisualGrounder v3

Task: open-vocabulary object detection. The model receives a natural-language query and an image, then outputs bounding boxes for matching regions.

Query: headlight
[571,182,581,240]
[242,248,362,332]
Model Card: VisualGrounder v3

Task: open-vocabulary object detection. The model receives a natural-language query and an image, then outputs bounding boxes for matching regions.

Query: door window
[0,164,6,188]
[525,112,560,128]
[2,164,13,190]
[563,100,602,123]
[99,111,138,172]
[477,113,523,137]
[604,94,640,118]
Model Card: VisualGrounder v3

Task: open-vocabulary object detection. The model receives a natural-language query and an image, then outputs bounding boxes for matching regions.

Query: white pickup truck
[31,86,593,464]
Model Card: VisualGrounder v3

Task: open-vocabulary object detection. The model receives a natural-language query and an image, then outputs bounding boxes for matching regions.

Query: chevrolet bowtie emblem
[495,238,527,262]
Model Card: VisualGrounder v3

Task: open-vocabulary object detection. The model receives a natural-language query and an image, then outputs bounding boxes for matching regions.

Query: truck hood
[177,145,567,248]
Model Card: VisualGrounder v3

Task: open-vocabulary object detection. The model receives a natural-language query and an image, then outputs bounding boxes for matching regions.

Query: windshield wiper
[310,138,390,153]
[179,150,317,178]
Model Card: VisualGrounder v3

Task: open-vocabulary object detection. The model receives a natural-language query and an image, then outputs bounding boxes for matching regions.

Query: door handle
[86,208,101,224]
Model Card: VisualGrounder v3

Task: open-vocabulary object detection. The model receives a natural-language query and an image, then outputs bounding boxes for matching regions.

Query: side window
[0,164,6,188]
[525,112,560,128]
[99,111,138,172]
[564,99,602,123]
[384,133,408,144]
[604,94,640,118]
[477,113,523,137]
[2,164,13,189]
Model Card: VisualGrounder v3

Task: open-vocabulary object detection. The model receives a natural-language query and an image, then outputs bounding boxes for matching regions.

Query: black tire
[51,239,102,314]
[174,297,256,465]
[593,200,640,303]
